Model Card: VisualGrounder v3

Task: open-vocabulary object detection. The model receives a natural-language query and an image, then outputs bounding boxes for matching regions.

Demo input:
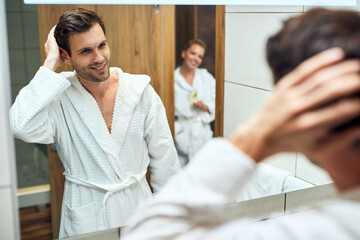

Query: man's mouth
[96,65,105,70]
[90,63,106,71]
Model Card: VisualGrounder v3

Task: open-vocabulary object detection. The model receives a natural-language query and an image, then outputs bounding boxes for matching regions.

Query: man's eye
[81,49,89,54]
[100,43,106,48]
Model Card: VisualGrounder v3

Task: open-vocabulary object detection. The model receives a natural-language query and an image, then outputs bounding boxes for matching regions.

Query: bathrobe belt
[63,170,147,227]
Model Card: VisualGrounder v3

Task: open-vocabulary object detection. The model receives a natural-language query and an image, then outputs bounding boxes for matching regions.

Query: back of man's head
[266,8,360,132]
[267,8,360,83]
[54,8,106,56]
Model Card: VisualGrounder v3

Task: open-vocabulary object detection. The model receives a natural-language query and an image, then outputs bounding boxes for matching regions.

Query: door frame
[214,5,225,137]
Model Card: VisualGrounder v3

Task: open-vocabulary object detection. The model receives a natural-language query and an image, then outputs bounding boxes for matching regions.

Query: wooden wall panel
[47,145,64,239]
[214,5,225,137]
[37,5,175,239]
[160,5,175,135]
[175,6,195,67]
[175,6,215,76]
[197,6,216,77]
[38,5,174,106]
[19,204,52,240]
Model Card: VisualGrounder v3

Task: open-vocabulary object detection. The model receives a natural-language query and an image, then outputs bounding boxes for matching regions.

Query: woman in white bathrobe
[175,39,216,166]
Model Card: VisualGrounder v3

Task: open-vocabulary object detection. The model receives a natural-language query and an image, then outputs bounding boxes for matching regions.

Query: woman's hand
[229,48,360,163]
[43,26,64,71]
[193,101,210,113]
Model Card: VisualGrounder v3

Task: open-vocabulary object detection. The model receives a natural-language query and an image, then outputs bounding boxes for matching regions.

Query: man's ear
[60,48,71,65]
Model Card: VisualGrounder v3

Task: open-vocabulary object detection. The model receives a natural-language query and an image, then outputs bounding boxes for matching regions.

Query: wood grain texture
[196,6,216,77]
[19,204,52,240]
[160,5,175,137]
[38,5,175,238]
[175,5,195,66]
[38,5,174,109]
[47,145,64,239]
[214,5,225,137]
[194,5,198,39]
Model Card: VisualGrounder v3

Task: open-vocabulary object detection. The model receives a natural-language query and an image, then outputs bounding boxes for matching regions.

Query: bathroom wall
[223,3,360,186]
[5,0,49,188]
[0,0,19,238]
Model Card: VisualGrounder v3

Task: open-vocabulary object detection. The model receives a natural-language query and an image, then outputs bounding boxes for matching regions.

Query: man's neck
[78,72,117,99]
[324,156,360,193]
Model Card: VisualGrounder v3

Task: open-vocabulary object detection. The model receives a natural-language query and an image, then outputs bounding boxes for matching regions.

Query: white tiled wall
[225,12,300,90]
[1,0,19,239]
[263,153,297,175]
[6,0,41,102]
[226,5,304,13]
[223,4,358,188]
[296,154,332,185]
[304,0,360,11]
[5,0,49,189]
[223,82,270,137]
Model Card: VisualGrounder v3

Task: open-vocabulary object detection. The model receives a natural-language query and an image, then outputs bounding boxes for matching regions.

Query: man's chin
[91,70,110,82]
[85,74,109,83]
[94,76,110,82]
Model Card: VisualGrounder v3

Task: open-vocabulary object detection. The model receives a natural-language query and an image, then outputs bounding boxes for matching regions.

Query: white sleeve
[199,71,215,124]
[123,138,257,239]
[122,139,348,240]
[9,66,71,144]
[143,86,181,193]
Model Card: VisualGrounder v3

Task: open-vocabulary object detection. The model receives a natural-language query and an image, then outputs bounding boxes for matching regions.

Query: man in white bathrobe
[123,8,360,240]
[10,8,180,238]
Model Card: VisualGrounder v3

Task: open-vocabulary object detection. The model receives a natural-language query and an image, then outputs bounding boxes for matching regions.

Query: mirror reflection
[9,4,181,240]
[222,5,333,202]
[174,6,216,167]
[174,39,216,167]
[6,3,348,240]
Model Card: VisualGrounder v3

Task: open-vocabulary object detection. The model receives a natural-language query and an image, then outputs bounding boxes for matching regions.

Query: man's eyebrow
[76,40,107,53]
[77,47,91,54]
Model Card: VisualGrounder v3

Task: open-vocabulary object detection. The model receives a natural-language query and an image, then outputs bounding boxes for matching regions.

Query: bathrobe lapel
[175,67,193,92]
[64,68,150,170]
[110,68,150,157]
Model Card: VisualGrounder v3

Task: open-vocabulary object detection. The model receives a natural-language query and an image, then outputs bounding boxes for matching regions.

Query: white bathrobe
[123,139,360,240]
[10,66,180,238]
[236,163,314,202]
[174,67,215,166]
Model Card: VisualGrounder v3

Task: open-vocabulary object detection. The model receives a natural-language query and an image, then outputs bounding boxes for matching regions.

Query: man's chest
[95,91,117,133]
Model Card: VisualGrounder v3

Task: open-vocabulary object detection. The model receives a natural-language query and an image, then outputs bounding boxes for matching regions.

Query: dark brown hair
[54,8,106,56]
[266,8,360,83]
[266,8,360,132]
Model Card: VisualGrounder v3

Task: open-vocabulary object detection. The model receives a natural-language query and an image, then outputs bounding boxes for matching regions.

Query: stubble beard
[72,59,111,83]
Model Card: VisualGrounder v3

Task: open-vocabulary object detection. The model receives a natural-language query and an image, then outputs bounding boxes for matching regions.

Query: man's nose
[93,49,104,63]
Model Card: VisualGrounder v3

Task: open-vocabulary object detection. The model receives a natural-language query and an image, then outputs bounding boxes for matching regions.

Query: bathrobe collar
[63,67,150,160]
[175,67,198,91]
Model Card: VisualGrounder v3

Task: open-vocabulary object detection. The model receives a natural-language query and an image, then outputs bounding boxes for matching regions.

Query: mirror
[7,2,354,239]
[222,4,335,202]
[174,6,217,167]
[173,4,332,203]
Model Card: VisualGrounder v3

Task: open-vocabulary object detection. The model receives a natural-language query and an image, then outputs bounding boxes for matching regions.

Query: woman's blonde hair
[182,39,206,52]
